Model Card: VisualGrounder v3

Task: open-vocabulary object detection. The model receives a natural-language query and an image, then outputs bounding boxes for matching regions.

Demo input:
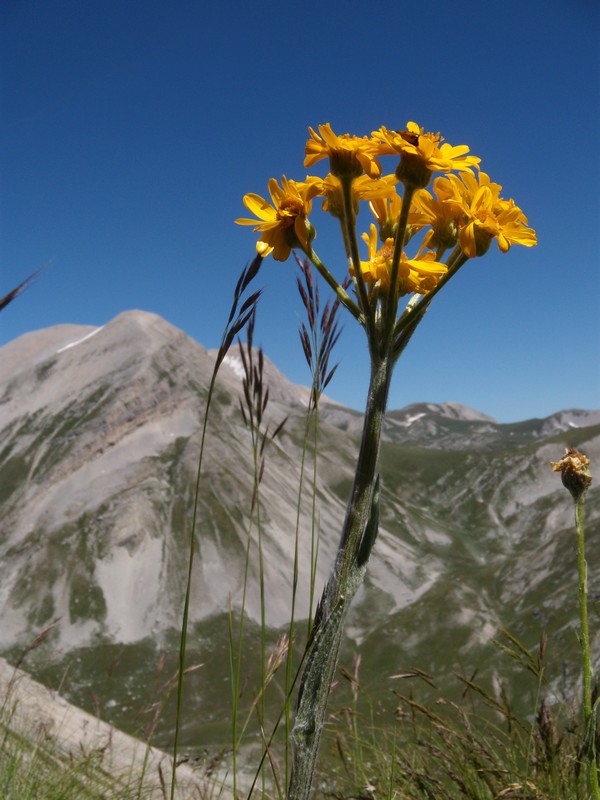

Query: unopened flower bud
[329,150,364,180]
[395,153,433,190]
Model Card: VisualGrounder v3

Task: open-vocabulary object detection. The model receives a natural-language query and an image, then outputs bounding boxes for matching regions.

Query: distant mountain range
[1,309,598,752]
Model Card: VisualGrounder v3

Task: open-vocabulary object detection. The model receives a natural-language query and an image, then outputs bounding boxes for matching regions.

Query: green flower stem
[435,243,449,262]
[577,498,593,727]
[442,243,465,272]
[303,245,364,325]
[392,252,469,360]
[339,177,375,339]
[171,365,219,800]
[288,350,393,800]
[575,496,600,799]
[384,185,415,338]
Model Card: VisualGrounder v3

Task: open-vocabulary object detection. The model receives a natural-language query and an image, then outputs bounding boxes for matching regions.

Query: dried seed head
[551,447,592,502]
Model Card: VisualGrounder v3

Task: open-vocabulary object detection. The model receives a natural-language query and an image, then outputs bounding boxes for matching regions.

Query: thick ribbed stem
[287,352,393,800]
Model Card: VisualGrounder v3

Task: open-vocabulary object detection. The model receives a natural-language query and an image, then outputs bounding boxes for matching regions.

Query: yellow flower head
[305,123,383,180]
[313,173,397,219]
[369,192,403,241]
[369,190,428,243]
[236,176,320,262]
[411,184,464,250]
[434,171,503,207]
[372,122,480,189]
[355,224,447,295]
[447,173,537,257]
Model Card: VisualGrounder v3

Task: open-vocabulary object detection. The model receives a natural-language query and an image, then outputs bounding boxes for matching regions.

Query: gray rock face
[0,311,367,652]
[0,309,599,745]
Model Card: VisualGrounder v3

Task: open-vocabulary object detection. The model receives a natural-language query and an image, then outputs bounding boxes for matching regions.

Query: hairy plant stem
[287,350,393,800]
[575,496,600,799]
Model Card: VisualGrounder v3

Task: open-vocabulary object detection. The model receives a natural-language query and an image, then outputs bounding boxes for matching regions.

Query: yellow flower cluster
[236,122,537,299]
[356,224,447,295]
[417,172,538,258]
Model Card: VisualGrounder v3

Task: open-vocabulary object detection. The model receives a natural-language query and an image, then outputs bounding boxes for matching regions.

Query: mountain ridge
[4,309,596,425]
[0,309,598,750]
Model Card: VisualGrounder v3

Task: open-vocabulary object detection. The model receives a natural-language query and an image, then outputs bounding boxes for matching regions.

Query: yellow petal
[236,216,265,227]
[243,193,276,221]
[459,223,477,258]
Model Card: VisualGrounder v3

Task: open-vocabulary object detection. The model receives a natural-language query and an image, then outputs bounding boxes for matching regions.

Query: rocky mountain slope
[0,309,598,751]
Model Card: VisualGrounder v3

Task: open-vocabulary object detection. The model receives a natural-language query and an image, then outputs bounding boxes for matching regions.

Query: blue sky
[1,0,599,422]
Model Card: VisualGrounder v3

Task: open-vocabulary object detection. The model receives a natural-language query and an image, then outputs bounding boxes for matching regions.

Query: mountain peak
[400,402,497,424]
[0,310,598,654]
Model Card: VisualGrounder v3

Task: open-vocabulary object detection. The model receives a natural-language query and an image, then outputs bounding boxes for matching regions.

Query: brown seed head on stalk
[238,309,287,510]
[551,447,592,502]
[295,256,345,409]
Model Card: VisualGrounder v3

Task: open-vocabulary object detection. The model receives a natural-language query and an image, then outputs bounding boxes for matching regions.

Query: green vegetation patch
[34,357,57,382]
[69,573,106,624]
[0,452,29,504]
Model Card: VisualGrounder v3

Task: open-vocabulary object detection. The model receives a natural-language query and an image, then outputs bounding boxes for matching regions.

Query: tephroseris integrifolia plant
[237,121,537,800]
